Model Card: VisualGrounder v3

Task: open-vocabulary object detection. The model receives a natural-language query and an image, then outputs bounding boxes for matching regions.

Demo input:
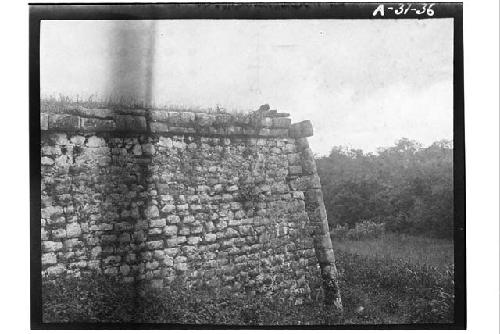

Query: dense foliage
[316,138,453,239]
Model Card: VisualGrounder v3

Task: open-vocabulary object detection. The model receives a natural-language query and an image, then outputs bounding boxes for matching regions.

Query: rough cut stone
[45,264,66,276]
[40,113,49,130]
[114,115,147,132]
[289,120,314,138]
[39,104,341,310]
[164,225,178,236]
[150,122,169,133]
[42,253,57,265]
[81,118,116,131]
[70,135,86,146]
[144,205,159,219]
[86,136,106,148]
[66,223,82,238]
[42,241,63,252]
[41,157,54,166]
[147,240,164,250]
[149,110,169,122]
[49,114,80,131]
[150,218,166,228]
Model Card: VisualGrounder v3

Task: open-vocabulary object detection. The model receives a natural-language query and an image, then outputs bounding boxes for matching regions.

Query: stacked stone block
[40,104,340,305]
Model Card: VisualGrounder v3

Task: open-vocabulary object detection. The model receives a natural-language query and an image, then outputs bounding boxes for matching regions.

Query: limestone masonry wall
[40,104,341,305]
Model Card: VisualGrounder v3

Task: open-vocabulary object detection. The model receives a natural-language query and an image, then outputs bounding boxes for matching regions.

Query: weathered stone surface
[150,122,169,133]
[91,246,102,258]
[289,165,303,175]
[81,118,116,131]
[40,105,341,309]
[49,114,80,131]
[45,264,66,276]
[86,136,106,148]
[150,218,166,228]
[70,135,86,145]
[195,113,214,127]
[164,225,178,236]
[289,120,313,138]
[41,157,54,166]
[114,115,147,132]
[289,175,322,191]
[288,153,302,165]
[149,110,169,122]
[42,253,57,265]
[272,117,292,128]
[145,205,159,219]
[302,159,317,175]
[147,240,164,250]
[168,112,195,126]
[66,223,82,238]
[42,241,63,252]
[269,128,289,137]
[41,113,49,130]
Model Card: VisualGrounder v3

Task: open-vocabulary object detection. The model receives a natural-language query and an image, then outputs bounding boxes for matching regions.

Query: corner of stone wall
[287,120,343,311]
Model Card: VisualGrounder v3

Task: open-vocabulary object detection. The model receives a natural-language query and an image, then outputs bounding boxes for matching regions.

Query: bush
[316,139,454,239]
[331,220,385,241]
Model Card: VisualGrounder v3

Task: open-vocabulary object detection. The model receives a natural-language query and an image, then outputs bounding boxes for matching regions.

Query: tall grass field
[42,231,454,325]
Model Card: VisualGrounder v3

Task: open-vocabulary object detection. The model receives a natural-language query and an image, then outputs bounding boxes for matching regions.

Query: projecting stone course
[40,103,341,305]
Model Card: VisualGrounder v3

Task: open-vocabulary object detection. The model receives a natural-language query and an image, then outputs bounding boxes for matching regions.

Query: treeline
[316,138,454,239]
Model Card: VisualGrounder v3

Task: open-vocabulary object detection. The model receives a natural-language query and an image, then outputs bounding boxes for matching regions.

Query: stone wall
[40,104,341,306]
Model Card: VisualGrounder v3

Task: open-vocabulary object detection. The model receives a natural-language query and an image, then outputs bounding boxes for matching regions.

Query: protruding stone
[150,218,166,228]
[187,236,201,245]
[151,279,164,289]
[49,114,80,131]
[142,143,155,155]
[70,135,86,146]
[86,136,106,148]
[42,253,57,265]
[290,175,322,191]
[290,120,314,138]
[132,144,142,156]
[195,113,214,127]
[40,113,49,130]
[45,264,65,276]
[149,110,169,122]
[114,115,147,132]
[150,122,169,133]
[91,246,102,259]
[81,118,116,131]
[66,223,82,238]
[41,157,54,166]
[272,117,291,128]
[161,204,176,213]
[167,215,181,224]
[49,133,69,146]
[42,241,63,252]
[144,205,159,219]
[168,111,195,126]
[117,265,129,276]
[204,233,217,243]
[147,240,164,250]
[164,225,178,236]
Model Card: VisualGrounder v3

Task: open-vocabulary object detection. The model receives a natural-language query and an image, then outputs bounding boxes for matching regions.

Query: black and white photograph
[28,2,469,329]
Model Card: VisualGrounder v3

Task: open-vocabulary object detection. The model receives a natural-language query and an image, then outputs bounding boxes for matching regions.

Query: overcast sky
[41,19,453,155]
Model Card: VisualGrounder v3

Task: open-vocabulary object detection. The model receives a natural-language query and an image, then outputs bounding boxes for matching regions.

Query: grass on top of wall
[41,95,252,115]
[42,246,454,325]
